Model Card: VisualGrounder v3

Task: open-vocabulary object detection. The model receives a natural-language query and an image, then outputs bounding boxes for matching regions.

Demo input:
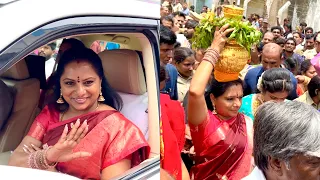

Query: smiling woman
[8,47,150,180]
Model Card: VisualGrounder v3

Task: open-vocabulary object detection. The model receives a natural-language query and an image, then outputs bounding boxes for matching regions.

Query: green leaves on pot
[191,16,262,52]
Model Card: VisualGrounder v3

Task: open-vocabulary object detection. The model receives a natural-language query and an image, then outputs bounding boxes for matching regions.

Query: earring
[98,89,105,102]
[56,90,64,104]
[212,105,217,115]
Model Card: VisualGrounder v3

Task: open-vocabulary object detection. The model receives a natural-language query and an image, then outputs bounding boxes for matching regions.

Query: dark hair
[61,38,85,49]
[260,68,293,93]
[305,27,314,33]
[174,42,181,48]
[285,37,296,46]
[300,22,307,26]
[159,64,167,83]
[292,31,302,38]
[308,76,320,98]
[205,78,243,111]
[173,11,186,19]
[271,26,282,32]
[306,34,315,40]
[160,25,177,45]
[275,37,286,45]
[51,47,123,112]
[48,42,57,51]
[190,5,195,11]
[300,59,313,75]
[284,24,292,32]
[174,47,194,64]
[160,15,174,26]
[185,20,198,29]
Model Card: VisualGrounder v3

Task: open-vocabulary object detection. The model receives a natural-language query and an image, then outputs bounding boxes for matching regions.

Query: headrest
[1,59,29,80]
[0,79,14,130]
[98,49,146,95]
[25,55,47,90]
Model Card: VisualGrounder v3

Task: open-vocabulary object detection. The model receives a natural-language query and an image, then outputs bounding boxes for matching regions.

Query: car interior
[0,32,160,173]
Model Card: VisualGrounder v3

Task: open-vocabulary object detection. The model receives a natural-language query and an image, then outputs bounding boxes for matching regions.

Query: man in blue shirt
[160,25,178,100]
[181,2,189,16]
[244,43,298,100]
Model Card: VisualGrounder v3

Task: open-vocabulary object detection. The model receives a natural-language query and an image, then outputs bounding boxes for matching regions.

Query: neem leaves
[191,14,262,52]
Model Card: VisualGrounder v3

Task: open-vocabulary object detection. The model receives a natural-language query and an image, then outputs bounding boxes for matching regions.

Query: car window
[0,15,160,180]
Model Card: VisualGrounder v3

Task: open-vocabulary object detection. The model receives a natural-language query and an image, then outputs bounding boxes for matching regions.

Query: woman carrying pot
[187,24,254,180]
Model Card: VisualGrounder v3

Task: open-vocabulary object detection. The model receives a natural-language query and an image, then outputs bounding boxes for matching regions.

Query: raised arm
[188,24,234,126]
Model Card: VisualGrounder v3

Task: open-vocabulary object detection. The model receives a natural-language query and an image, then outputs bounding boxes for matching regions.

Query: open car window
[0,2,160,179]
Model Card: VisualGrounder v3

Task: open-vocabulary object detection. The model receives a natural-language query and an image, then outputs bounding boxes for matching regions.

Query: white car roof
[0,0,160,51]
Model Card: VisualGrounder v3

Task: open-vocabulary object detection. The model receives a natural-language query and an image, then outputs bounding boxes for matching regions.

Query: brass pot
[214,40,250,82]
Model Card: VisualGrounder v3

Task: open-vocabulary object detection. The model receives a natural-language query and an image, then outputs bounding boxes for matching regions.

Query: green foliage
[191,16,262,52]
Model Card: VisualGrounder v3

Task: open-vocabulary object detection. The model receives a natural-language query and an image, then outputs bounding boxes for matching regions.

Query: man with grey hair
[243,101,320,180]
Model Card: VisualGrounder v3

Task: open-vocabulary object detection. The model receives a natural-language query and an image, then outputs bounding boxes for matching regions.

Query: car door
[0,0,161,179]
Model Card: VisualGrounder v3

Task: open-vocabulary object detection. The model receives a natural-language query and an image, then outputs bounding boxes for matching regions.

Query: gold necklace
[60,103,100,121]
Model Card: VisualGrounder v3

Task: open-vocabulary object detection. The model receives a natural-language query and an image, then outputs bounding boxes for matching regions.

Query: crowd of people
[160,1,320,180]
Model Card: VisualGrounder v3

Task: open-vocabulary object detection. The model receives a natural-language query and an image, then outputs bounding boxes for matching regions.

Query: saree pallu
[189,112,253,180]
[160,94,185,180]
[27,105,150,179]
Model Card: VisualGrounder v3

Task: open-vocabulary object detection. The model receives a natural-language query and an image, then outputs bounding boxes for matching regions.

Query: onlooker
[161,6,170,17]
[304,34,318,60]
[275,37,285,48]
[262,32,274,45]
[315,33,320,54]
[305,27,314,35]
[299,22,307,36]
[282,38,304,66]
[38,42,57,79]
[244,43,298,100]
[283,24,293,38]
[161,15,174,29]
[260,19,269,34]
[243,101,320,180]
[181,2,189,16]
[295,76,320,110]
[293,31,304,54]
[296,59,317,95]
[271,26,282,40]
[160,25,178,100]
[173,11,186,28]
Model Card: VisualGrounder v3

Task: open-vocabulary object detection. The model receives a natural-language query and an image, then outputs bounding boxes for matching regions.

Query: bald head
[262,32,274,44]
[261,43,283,71]
[263,43,283,55]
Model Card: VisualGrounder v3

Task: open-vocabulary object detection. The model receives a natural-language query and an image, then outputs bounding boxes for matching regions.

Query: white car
[0,0,161,179]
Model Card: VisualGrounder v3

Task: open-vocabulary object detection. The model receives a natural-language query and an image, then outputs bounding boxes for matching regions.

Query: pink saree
[189,111,253,180]
[27,105,150,179]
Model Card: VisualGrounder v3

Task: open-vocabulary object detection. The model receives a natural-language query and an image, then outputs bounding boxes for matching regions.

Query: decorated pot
[214,40,250,82]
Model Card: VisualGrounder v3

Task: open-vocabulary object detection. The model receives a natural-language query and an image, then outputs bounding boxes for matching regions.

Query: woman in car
[187,24,254,180]
[9,47,150,180]
[239,68,293,120]
[39,38,86,108]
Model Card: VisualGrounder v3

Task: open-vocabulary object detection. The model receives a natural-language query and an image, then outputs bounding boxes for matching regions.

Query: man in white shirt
[243,101,320,180]
[38,42,56,79]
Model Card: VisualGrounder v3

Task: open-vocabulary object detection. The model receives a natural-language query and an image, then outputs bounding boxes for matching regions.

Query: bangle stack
[27,146,57,170]
[202,48,220,67]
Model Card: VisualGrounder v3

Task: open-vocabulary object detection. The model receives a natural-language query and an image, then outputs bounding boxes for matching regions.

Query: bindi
[77,76,80,83]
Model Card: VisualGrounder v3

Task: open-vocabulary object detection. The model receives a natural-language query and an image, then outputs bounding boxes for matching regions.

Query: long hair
[51,47,123,112]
